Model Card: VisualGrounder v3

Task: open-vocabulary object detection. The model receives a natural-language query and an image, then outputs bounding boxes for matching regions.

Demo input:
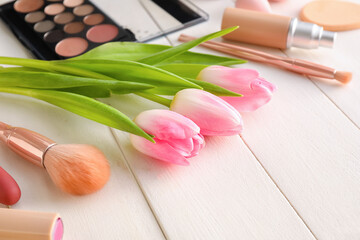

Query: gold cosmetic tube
[221,8,336,49]
[0,208,63,240]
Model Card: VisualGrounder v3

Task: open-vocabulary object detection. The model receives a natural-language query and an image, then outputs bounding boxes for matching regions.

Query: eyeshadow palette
[0,0,208,60]
[0,0,136,60]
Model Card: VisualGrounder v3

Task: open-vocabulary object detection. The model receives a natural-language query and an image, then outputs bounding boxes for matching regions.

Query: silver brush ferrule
[287,18,336,49]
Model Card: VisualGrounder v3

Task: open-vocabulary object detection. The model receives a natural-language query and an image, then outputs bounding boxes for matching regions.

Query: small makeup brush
[0,122,110,195]
[178,34,352,84]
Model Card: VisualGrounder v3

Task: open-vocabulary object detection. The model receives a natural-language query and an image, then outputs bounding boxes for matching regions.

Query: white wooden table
[1,0,360,239]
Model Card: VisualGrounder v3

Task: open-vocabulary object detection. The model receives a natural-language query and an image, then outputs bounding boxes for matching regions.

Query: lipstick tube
[0,208,63,240]
[221,8,336,49]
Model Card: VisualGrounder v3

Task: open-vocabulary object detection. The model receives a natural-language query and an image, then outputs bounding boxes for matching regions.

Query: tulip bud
[197,66,276,112]
[170,89,243,136]
[130,109,205,166]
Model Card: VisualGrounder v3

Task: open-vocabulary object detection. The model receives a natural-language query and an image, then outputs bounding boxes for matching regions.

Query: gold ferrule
[0,123,56,168]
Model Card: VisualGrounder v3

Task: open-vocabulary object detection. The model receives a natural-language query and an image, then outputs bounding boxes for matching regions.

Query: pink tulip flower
[130,109,205,166]
[197,66,276,112]
[170,89,243,136]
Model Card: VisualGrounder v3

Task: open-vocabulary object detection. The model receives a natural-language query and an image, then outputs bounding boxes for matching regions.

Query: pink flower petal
[189,134,205,157]
[130,135,190,166]
[171,89,243,136]
[167,137,194,157]
[197,66,276,112]
[134,109,200,140]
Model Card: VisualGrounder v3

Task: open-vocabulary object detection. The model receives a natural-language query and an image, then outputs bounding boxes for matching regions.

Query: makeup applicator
[178,34,352,84]
[0,121,110,195]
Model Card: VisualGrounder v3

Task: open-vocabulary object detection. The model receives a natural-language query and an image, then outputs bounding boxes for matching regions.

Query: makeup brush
[0,122,110,195]
[178,34,352,84]
[0,166,21,206]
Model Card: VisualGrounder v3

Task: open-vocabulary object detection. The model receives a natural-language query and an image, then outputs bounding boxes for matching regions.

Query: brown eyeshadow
[86,24,118,43]
[83,13,104,26]
[25,11,45,23]
[44,30,65,42]
[55,37,88,57]
[73,4,94,16]
[44,3,65,15]
[63,0,84,8]
[34,20,55,33]
[54,12,75,24]
[64,21,84,34]
[14,0,44,13]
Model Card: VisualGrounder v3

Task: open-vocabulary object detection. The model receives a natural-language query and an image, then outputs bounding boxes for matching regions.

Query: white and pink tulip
[130,109,205,166]
[170,89,243,136]
[197,66,276,112]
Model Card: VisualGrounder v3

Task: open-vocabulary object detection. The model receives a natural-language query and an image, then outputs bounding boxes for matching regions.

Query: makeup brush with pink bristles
[0,121,110,195]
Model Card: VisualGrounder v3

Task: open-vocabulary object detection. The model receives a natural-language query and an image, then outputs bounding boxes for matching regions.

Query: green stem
[0,86,33,98]
[135,92,172,107]
[0,57,111,80]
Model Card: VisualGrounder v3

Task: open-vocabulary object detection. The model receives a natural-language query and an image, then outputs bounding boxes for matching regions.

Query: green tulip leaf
[54,59,201,89]
[138,27,239,65]
[158,64,209,79]
[73,42,245,66]
[0,70,154,92]
[0,87,154,142]
[57,86,111,98]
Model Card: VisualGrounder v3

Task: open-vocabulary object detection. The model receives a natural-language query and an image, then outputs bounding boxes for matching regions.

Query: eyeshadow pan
[55,37,88,57]
[44,30,65,42]
[25,11,45,23]
[73,4,94,16]
[44,3,65,15]
[83,13,104,25]
[14,0,44,13]
[54,12,75,24]
[64,21,85,34]
[34,20,55,33]
[63,0,84,8]
[86,24,119,43]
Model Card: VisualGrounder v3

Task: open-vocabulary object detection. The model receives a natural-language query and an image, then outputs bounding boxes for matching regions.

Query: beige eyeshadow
[34,20,55,33]
[63,0,84,8]
[54,12,75,24]
[73,4,94,16]
[14,0,44,13]
[25,11,46,23]
[83,13,104,25]
[55,37,88,57]
[64,22,85,34]
[44,3,65,15]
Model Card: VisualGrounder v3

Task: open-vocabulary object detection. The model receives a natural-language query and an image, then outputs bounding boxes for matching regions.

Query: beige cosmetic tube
[0,208,63,240]
[221,8,336,49]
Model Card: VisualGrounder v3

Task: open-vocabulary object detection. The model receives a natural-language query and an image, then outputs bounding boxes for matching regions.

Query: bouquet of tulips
[0,27,275,165]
